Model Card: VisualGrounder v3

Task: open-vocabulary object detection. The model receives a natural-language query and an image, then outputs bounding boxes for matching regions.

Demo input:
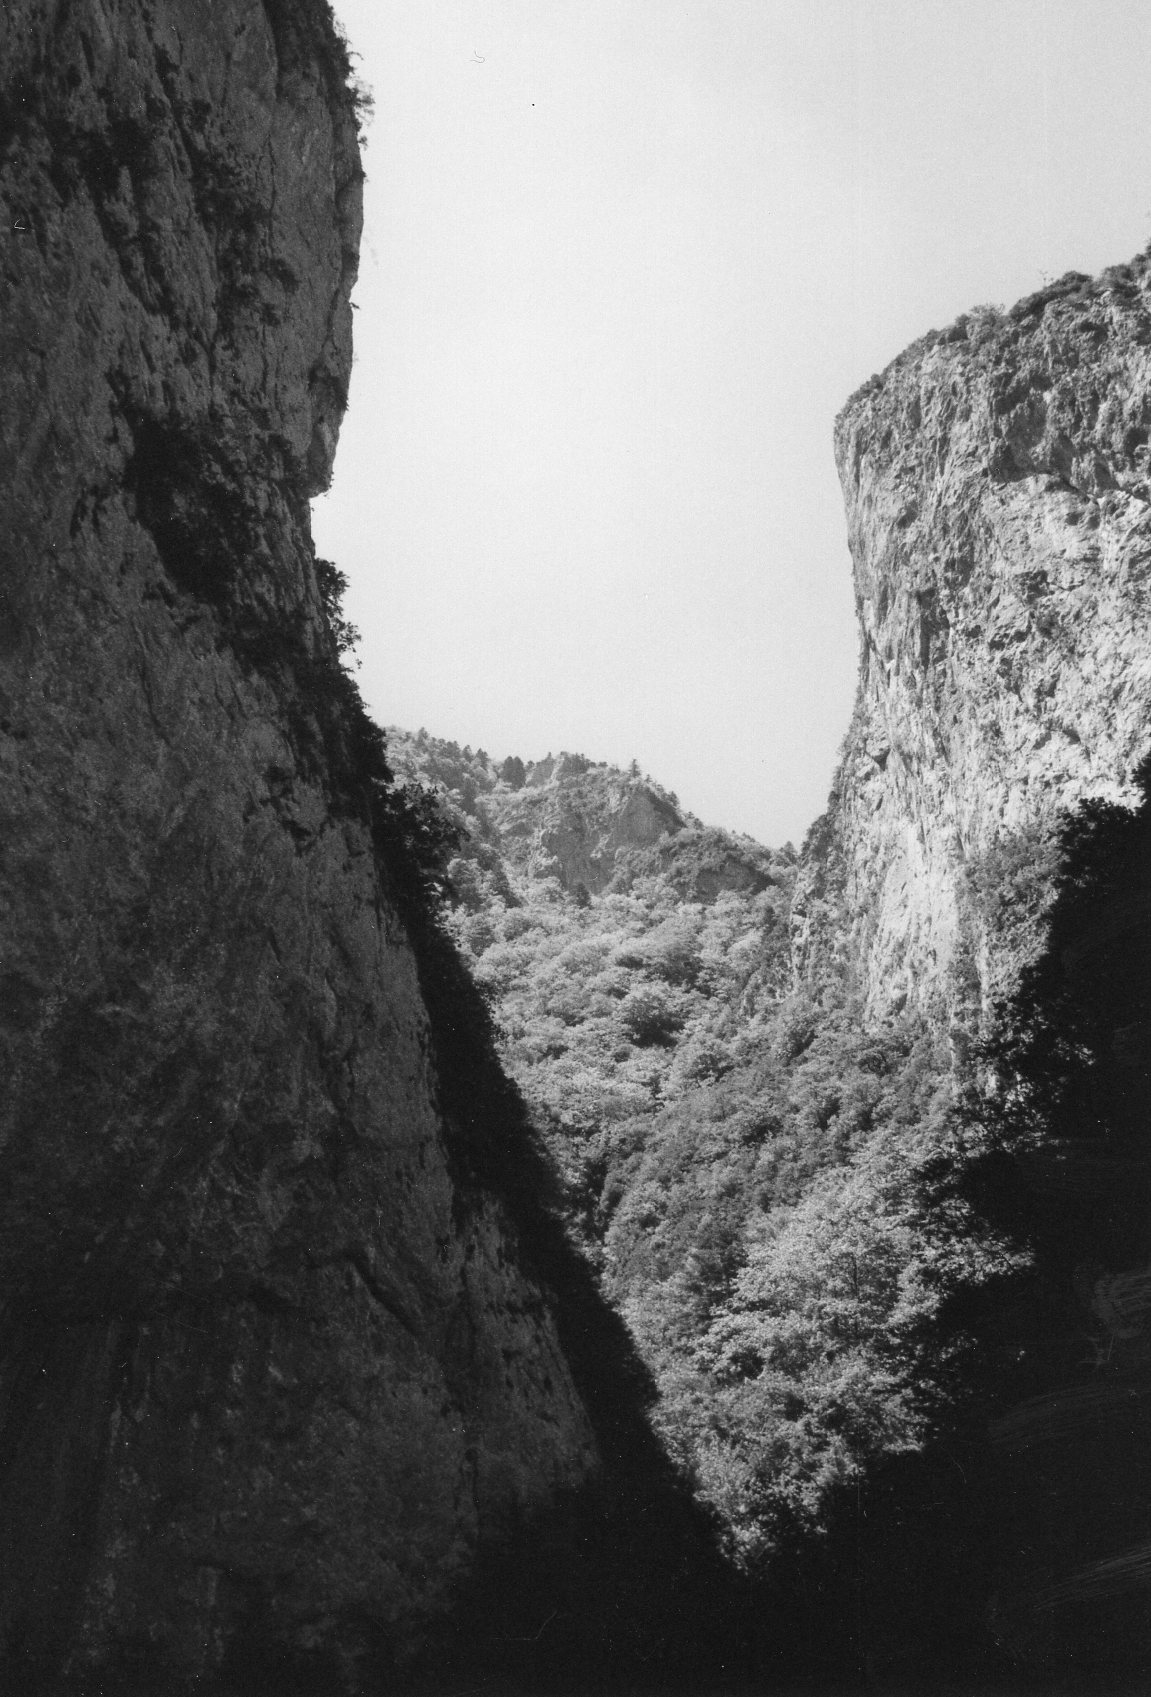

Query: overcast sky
[313,0,1151,846]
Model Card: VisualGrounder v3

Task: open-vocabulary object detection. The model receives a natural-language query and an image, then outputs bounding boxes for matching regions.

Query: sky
[313,0,1151,847]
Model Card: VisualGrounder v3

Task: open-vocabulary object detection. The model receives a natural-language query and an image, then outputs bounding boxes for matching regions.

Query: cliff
[802,262,1151,1024]
[794,256,1151,1678]
[0,4,644,1686]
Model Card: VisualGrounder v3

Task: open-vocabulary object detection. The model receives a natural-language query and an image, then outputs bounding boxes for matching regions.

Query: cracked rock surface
[797,258,1151,1024]
[0,1,597,1682]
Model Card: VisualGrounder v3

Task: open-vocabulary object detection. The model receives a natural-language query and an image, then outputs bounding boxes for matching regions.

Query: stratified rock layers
[804,266,1151,1022]
[0,1,596,1681]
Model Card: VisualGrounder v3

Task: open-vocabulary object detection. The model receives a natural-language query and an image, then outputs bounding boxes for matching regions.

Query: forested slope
[384,735,1014,1594]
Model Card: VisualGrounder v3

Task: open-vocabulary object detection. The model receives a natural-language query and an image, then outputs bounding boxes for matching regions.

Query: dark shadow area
[0,549,761,1693]
[957,759,1151,1683]
[785,759,1151,1690]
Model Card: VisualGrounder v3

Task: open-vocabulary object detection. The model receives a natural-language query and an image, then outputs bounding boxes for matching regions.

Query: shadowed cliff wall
[0,3,652,1685]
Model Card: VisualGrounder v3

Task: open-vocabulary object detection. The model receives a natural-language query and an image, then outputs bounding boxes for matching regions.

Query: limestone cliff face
[0,2,599,1683]
[799,260,1151,1022]
[494,755,688,894]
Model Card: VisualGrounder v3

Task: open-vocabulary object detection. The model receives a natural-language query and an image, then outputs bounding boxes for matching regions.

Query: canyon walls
[8,0,1151,1683]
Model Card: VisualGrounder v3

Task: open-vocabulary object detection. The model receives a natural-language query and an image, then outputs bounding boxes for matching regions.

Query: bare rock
[0,2,600,1684]
[491,760,686,894]
[801,261,1151,1024]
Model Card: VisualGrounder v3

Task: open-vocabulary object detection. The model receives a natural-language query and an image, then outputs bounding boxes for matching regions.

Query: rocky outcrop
[492,758,687,894]
[801,261,1151,1023]
[0,3,608,1684]
[486,756,780,902]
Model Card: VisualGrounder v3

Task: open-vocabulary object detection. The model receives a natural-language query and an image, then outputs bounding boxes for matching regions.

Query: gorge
[3,0,1151,1690]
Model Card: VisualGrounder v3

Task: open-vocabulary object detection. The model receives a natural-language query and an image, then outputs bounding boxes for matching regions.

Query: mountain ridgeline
[4,0,1151,1687]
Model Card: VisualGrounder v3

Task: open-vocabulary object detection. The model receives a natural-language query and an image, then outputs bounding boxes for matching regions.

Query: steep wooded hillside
[386,733,1013,1645]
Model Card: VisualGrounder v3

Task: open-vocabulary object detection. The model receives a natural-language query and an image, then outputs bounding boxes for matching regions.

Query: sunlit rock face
[480,754,780,901]
[797,262,1151,1023]
[494,761,687,894]
[0,1,597,1683]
